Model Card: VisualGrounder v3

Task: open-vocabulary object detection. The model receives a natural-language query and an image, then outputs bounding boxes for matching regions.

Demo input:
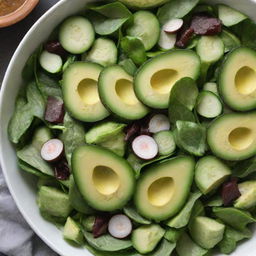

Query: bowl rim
[0,1,73,255]
[0,0,39,28]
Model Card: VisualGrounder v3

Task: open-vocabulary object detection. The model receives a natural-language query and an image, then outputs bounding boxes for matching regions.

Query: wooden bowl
[0,0,39,28]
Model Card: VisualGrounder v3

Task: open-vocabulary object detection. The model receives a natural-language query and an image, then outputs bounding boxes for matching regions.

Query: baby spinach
[220,29,241,53]
[22,50,38,81]
[60,113,86,165]
[148,239,176,256]
[157,0,200,25]
[166,191,202,228]
[83,231,132,252]
[88,2,132,36]
[8,82,45,144]
[18,159,47,177]
[169,78,198,124]
[232,156,256,178]
[218,226,252,254]
[212,207,256,231]
[206,196,223,207]
[174,121,207,157]
[124,205,151,225]
[119,58,137,76]
[121,36,147,66]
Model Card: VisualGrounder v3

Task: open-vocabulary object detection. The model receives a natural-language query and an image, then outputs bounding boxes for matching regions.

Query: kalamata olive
[176,27,195,48]
[93,215,111,238]
[53,158,70,180]
[44,96,65,124]
[221,177,241,206]
[45,40,67,57]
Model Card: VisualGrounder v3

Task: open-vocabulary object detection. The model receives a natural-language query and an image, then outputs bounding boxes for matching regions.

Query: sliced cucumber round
[196,91,223,119]
[39,51,63,74]
[126,11,160,51]
[59,16,95,54]
[153,131,176,156]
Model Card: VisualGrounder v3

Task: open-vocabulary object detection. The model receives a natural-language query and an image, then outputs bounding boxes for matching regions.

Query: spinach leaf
[119,58,137,76]
[174,121,207,157]
[62,55,77,72]
[148,239,176,256]
[35,71,62,100]
[8,82,45,144]
[232,156,256,178]
[212,207,256,231]
[18,159,47,177]
[121,36,147,66]
[218,226,252,254]
[146,51,165,58]
[60,113,85,165]
[220,29,241,53]
[127,153,174,178]
[231,19,256,49]
[166,191,202,228]
[88,2,132,36]
[157,0,200,25]
[83,231,132,252]
[164,228,183,243]
[206,195,223,207]
[22,50,38,81]
[124,205,151,225]
[169,78,198,124]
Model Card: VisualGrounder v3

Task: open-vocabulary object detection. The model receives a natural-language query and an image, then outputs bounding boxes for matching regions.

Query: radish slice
[158,29,177,50]
[132,135,158,160]
[41,139,64,162]
[108,214,132,239]
[149,114,170,134]
[163,19,184,34]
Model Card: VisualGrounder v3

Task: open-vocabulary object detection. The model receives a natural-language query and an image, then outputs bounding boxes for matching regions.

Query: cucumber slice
[59,16,95,54]
[196,91,223,119]
[149,114,170,134]
[203,82,219,96]
[39,51,63,74]
[126,11,160,51]
[195,156,231,195]
[158,29,176,50]
[83,38,118,67]
[153,131,176,156]
[218,4,247,27]
[197,36,224,64]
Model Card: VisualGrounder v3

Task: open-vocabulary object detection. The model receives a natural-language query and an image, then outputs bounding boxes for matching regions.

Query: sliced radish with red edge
[149,114,170,134]
[163,19,184,34]
[41,139,64,162]
[108,214,132,239]
[132,135,158,160]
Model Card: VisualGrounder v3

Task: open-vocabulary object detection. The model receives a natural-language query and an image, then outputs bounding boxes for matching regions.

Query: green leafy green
[212,207,256,231]
[232,156,256,178]
[206,196,223,207]
[121,36,147,66]
[166,191,202,228]
[189,200,205,221]
[124,205,151,225]
[148,239,176,256]
[220,29,241,53]
[157,0,200,25]
[18,159,47,177]
[164,228,183,243]
[60,113,85,165]
[88,2,132,36]
[62,55,77,72]
[127,153,173,178]
[118,58,137,76]
[146,51,165,58]
[169,78,198,124]
[174,121,207,157]
[83,231,132,252]
[8,82,45,144]
[219,226,252,254]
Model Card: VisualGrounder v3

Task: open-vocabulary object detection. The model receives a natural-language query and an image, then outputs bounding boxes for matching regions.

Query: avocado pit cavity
[93,166,120,195]
[148,177,174,207]
[78,78,99,105]
[151,69,178,94]
[235,66,256,95]
[228,127,253,151]
[115,79,138,105]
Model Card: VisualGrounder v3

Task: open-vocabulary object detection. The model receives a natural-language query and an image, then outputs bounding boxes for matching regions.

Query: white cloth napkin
[0,169,58,256]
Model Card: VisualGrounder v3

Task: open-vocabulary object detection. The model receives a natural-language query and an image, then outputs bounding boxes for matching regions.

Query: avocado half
[118,0,168,8]
[135,156,195,221]
[72,145,135,211]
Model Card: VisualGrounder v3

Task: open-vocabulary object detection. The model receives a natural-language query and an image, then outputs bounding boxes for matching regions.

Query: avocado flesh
[234,181,256,209]
[135,50,200,109]
[72,145,135,211]
[38,186,72,218]
[208,112,256,161]
[219,47,256,111]
[99,65,148,120]
[132,224,165,254]
[63,217,84,245]
[189,216,225,249]
[63,62,109,122]
[135,156,195,221]
[118,0,168,8]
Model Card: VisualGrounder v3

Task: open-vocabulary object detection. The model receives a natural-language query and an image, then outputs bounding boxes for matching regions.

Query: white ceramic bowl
[1,0,256,255]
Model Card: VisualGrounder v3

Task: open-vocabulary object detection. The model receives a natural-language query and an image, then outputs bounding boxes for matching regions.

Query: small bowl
[0,0,39,28]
